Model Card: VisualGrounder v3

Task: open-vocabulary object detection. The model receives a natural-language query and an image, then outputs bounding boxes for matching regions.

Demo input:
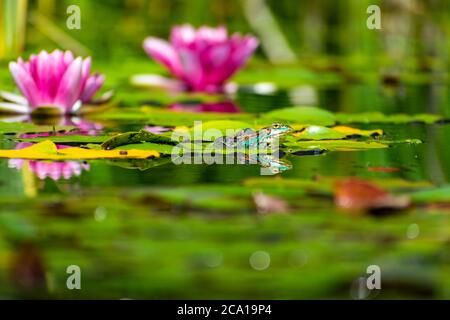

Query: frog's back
[236,128,259,148]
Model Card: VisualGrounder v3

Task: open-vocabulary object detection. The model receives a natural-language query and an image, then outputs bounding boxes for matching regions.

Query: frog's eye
[272,123,280,129]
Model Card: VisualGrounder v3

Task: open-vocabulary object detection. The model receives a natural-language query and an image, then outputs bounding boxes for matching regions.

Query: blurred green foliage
[0,0,449,300]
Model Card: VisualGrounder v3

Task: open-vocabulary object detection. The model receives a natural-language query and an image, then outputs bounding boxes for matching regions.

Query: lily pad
[262,106,336,126]
[0,140,160,160]
[92,106,254,126]
[331,126,383,137]
[190,120,253,139]
[336,112,443,124]
[115,142,174,154]
[101,130,176,150]
[292,126,348,140]
[284,140,389,153]
[17,135,108,144]
[0,121,75,134]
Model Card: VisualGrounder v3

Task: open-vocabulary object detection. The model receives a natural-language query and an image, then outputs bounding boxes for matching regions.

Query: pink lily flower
[4,50,105,114]
[143,24,259,93]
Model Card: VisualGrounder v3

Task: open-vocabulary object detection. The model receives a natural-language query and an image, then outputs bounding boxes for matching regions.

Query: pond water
[0,80,449,299]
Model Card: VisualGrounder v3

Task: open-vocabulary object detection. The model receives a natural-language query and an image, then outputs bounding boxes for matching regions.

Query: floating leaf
[115,142,174,154]
[331,126,383,137]
[253,192,289,214]
[92,106,254,126]
[101,130,175,150]
[190,120,253,138]
[17,135,108,144]
[292,125,347,140]
[334,178,410,213]
[263,106,336,126]
[335,112,442,124]
[0,140,160,160]
[284,125,384,141]
[0,121,75,134]
[284,140,389,153]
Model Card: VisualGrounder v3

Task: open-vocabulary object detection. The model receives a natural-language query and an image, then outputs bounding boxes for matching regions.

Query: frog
[214,122,293,150]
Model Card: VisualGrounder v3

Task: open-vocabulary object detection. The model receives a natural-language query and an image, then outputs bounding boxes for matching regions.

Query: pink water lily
[3,50,105,114]
[143,24,259,93]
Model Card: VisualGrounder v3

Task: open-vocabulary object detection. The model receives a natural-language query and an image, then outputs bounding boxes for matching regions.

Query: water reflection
[222,151,293,176]
[3,116,102,181]
[0,114,103,134]
[9,156,90,181]
[168,101,240,113]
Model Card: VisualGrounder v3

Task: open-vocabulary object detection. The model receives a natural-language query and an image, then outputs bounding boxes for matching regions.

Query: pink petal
[170,24,196,48]
[63,51,74,67]
[36,50,53,103]
[80,73,105,103]
[178,49,204,91]
[80,57,92,88]
[55,57,84,112]
[196,26,228,45]
[200,43,232,85]
[9,62,40,107]
[143,37,184,78]
[214,35,259,83]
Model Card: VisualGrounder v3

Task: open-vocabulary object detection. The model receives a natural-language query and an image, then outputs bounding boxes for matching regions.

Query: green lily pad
[115,142,174,154]
[291,125,347,140]
[284,140,389,153]
[262,106,336,126]
[101,130,176,150]
[336,112,443,124]
[17,135,108,144]
[190,120,253,139]
[91,107,254,126]
[0,121,75,134]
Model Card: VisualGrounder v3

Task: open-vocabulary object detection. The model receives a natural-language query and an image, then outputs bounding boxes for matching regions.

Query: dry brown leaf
[334,178,410,214]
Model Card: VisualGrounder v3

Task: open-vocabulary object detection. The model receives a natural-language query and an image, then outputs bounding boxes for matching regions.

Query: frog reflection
[214,123,293,149]
[237,153,292,175]
[213,123,294,175]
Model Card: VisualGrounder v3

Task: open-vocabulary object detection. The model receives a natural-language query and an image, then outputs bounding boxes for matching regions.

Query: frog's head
[269,123,293,137]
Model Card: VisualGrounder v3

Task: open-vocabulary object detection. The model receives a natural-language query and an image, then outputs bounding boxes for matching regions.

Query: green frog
[214,122,293,150]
